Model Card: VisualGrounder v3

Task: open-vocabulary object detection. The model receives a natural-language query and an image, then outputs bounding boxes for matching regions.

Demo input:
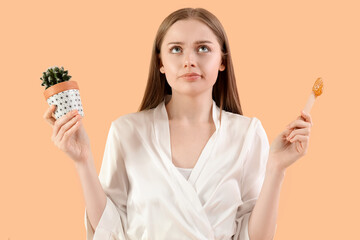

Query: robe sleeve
[233,119,274,240]
[84,121,129,240]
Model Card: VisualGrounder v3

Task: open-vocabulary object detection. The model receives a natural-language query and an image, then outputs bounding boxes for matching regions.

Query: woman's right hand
[43,105,91,165]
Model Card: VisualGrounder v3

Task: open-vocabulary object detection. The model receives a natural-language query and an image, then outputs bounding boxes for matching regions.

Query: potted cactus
[41,66,84,120]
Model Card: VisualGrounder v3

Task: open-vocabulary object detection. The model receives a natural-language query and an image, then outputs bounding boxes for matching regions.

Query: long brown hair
[138,7,243,119]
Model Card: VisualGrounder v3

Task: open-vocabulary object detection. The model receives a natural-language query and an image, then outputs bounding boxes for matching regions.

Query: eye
[198,45,211,52]
[169,45,211,54]
[170,46,181,53]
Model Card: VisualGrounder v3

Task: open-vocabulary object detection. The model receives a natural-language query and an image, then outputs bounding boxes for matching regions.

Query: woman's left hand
[268,111,313,172]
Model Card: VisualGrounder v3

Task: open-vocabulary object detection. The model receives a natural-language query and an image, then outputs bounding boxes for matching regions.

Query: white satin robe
[84,96,271,240]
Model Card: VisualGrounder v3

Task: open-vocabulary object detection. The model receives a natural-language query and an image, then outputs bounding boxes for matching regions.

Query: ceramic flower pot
[44,81,84,120]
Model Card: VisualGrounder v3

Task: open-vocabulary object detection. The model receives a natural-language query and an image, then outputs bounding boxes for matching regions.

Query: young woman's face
[159,19,225,96]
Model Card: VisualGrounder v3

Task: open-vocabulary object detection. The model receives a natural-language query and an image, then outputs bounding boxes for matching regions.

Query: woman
[43,7,313,240]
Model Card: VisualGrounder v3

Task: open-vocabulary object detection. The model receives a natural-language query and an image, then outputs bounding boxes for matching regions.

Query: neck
[165,91,213,125]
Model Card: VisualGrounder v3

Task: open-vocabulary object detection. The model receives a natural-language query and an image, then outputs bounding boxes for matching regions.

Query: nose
[183,50,196,68]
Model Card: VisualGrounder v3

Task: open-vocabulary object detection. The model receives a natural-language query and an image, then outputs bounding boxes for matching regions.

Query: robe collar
[151,95,221,236]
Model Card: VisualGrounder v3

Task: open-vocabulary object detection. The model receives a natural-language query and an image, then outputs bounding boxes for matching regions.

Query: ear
[158,55,165,74]
[219,63,225,71]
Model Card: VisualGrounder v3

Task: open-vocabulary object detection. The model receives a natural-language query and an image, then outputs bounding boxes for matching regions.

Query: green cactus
[40,66,72,90]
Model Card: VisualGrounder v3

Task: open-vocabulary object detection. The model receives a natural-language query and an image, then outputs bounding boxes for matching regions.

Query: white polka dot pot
[44,81,84,120]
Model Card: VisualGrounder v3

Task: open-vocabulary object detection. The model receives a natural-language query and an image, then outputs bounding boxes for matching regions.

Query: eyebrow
[167,40,214,45]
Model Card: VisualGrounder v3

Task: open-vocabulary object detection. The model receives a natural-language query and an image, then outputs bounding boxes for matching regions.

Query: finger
[282,128,293,141]
[289,135,310,154]
[301,110,313,126]
[297,141,304,154]
[289,134,309,143]
[43,105,57,126]
[62,119,82,144]
[288,119,311,130]
[52,109,79,141]
[56,114,81,143]
[287,128,310,141]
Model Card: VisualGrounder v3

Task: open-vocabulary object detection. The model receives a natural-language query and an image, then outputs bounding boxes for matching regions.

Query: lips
[180,73,201,78]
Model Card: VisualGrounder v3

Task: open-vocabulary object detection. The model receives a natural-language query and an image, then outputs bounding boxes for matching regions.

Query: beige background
[1,0,359,239]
